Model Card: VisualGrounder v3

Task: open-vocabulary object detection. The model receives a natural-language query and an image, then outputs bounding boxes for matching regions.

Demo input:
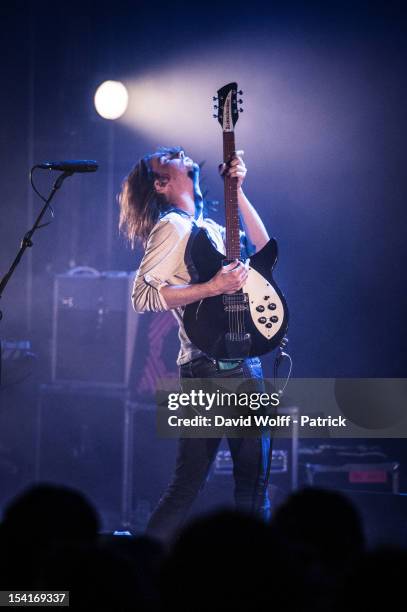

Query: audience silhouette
[0,483,404,610]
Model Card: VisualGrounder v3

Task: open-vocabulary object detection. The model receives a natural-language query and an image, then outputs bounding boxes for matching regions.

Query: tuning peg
[238,89,243,95]
[239,108,244,113]
[213,96,218,101]
[213,114,217,118]
[238,99,243,104]
[213,105,218,109]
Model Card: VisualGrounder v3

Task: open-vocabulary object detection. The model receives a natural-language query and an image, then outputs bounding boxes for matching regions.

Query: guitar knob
[264,296,270,300]
[256,305,265,312]
[268,303,276,310]
[265,323,272,329]
[258,317,267,324]
[270,315,278,323]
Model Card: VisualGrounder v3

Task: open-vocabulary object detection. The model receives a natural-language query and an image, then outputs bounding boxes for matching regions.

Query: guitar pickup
[223,293,249,311]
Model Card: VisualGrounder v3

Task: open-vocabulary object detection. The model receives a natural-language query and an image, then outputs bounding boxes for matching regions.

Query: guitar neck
[223,131,241,260]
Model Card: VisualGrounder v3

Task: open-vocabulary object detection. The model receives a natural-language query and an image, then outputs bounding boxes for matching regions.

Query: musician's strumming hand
[219,150,247,189]
[207,259,249,296]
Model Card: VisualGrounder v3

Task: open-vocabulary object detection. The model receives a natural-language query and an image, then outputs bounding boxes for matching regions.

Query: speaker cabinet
[35,384,131,530]
[52,270,138,387]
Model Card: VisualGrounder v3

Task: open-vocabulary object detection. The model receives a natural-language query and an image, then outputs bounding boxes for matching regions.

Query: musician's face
[150,149,197,197]
[156,149,194,172]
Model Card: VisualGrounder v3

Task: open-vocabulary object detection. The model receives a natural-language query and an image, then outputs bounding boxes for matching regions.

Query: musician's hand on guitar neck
[207,259,249,296]
[219,150,247,189]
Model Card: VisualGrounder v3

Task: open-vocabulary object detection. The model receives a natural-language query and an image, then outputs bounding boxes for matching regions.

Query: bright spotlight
[94,80,129,120]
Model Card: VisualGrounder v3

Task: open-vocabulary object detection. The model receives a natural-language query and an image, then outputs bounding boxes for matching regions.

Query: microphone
[37,160,98,173]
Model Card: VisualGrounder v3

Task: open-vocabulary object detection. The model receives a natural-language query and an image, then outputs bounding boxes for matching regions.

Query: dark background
[0,0,406,377]
[0,0,406,523]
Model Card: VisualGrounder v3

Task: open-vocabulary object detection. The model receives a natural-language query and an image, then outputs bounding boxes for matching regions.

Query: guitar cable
[273,336,292,396]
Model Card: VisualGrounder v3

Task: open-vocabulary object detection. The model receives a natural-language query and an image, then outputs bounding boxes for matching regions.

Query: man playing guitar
[118,141,275,540]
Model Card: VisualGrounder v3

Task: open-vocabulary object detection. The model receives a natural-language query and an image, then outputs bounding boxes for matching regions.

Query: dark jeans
[146,355,273,540]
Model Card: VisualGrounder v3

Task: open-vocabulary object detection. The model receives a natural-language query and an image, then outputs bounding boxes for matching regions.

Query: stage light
[94,80,129,120]
[119,42,357,203]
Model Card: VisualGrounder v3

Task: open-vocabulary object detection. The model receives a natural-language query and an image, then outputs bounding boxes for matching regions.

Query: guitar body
[183,229,289,359]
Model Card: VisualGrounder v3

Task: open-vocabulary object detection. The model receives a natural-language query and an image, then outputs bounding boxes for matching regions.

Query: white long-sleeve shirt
[132,209,248,365]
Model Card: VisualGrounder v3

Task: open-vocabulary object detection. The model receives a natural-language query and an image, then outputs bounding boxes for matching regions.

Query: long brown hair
[118,146,182,248]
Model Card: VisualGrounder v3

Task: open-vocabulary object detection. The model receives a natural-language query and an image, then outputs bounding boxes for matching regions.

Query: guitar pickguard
[244,266,285,340]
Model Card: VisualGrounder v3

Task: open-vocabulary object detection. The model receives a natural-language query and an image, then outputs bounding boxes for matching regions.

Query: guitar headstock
[213,82,243,132]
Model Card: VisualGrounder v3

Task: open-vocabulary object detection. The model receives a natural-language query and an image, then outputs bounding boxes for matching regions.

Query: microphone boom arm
[0,169,73,321]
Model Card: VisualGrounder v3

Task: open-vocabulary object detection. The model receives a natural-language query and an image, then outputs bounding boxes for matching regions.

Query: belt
[186,356,243,370]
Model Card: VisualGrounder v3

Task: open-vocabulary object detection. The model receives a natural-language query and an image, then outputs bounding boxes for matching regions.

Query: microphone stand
[0,170,73,322]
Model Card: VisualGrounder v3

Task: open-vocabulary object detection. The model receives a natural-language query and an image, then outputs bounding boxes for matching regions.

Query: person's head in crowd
[0,484,100,589]
[1,484,100,545]
[160,508,324,611]
[270,487,365,569]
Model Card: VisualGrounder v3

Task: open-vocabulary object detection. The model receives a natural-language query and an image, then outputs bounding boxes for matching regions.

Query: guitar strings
[224,137,248,342]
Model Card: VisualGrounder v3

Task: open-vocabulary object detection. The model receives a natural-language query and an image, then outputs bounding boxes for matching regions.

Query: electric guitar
[183,82,289,359]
